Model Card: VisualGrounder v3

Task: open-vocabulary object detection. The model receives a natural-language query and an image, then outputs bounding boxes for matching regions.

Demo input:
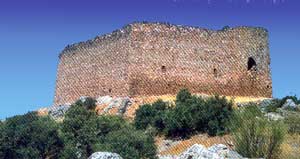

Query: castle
[54,22,272,106]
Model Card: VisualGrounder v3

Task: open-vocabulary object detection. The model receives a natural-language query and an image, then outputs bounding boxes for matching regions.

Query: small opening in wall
[161,66,166,72]
[213,68,218,77]
[108,89,112,93]
[267,85,270,89]
[248,57,257,71]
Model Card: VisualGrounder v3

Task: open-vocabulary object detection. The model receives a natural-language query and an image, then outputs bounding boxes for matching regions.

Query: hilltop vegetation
[0,98,157,159]
[134,89,234,138]
[1,90,299,159]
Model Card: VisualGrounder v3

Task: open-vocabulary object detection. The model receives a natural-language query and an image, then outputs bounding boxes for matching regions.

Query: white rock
[158,155,178,159]
[179,144,222,159]
[208,144,228,157]
[79,96,88,102]
[97,96,113,105]
[282,99,297,109]
[97,96,132,115]
[88,152,122,159]
[166,144,246,159]
[264,112,284,121]
[48,105,71,119]
[259,98,274,108]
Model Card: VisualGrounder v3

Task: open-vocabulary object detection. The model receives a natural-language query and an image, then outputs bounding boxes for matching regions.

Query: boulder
[179,144,221,159]
[96,96,132,115]
[97,96,113,105]
[158,155,178,159]
[48,105,71,119]
[264,112,284,121]
[208,144,228,157]
[79,96,88,102]
[159,144,245,159]
[88,152,123,159]
[259,98,274,108]
[118,97,131,114]
[282,99,297,109]
[208,144,243,159]
[105,97,124,113]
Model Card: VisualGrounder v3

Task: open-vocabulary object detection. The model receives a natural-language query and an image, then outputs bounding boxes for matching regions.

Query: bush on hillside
[74,97,97,110]
[60,105,98,158]
[97,127,157,159]
[163,102,196,138]
[281,95,300,105]
[134,89,234,138]
[134,100,169,132]
[0,96,158,159]
[96,115,130,141]
[164,95,233,138]
[203,96,233,136]
[230,106,286,159]
[61,100,157,159]
[176,88,192,104]
[0,112,63,159]
[265,99,282,112]
[265,96,300,113]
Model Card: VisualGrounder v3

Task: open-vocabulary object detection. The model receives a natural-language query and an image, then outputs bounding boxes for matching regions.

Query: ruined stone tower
[54,22,272,106]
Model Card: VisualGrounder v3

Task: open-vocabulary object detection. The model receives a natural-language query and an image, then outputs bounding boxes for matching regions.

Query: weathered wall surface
[54,27,132,105]
[127,23,272,98]
[54,22,272,106]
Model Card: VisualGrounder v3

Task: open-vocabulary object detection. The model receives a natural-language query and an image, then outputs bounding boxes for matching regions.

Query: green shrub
[281,95,300,105]
[134,89,234,138]
[60,104,98,158]
[265,96,300,113]
[204,96,233,135]
[176,88,192,104]
[62,101,157,159]
[164,103,195,138]
[265,99,282,112]
[1,96,158,159]
[230,106,287,159]
[134,100,169,132]
[284,114,300,134]
[164,95,233,138]
[0,112,63,159]
[96,115,130,141]
[98,127,157,159]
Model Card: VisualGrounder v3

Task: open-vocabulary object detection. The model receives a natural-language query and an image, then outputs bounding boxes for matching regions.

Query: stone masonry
[54,22,272,106]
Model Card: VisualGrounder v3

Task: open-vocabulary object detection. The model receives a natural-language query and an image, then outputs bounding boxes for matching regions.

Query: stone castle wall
[54,22,272,106]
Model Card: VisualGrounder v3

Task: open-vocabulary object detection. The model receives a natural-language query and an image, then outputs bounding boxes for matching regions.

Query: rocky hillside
[38,94,270,120]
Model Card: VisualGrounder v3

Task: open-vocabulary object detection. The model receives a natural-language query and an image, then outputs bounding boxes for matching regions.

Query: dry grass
[157,133,300,157]
[281,134,300,159]
[226,96,269,104]
[37,107,49,116]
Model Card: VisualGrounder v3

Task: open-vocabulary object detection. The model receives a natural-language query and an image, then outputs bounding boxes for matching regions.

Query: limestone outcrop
[159,144,244,159]
[88,152,123,159]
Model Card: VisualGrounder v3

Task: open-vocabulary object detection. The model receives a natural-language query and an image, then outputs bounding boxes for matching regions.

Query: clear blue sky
[0,0,299,119]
